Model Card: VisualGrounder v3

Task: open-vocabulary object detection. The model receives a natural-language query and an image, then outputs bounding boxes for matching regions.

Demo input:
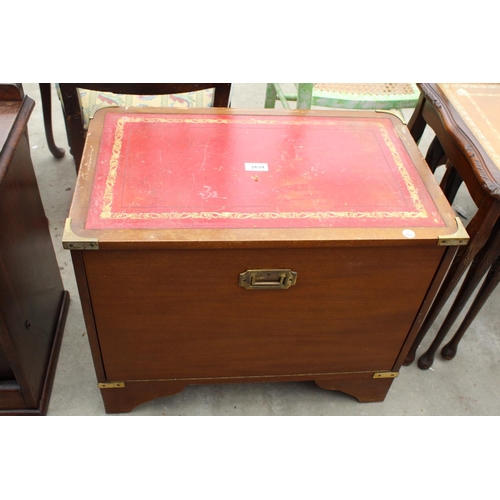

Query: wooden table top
[440,84,500,171]
[422,83,500,194]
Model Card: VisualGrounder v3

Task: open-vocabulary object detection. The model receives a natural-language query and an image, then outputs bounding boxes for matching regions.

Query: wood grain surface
[84,245,444,381]
[0,92,68,414]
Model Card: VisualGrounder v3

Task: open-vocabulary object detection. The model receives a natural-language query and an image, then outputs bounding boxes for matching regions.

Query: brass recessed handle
[239,269,297,290]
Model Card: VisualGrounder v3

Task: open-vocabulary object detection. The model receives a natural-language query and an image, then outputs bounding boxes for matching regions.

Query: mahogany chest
[63,107,467,413]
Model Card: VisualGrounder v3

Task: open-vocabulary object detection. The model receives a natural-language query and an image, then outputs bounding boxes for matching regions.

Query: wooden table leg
[418,221,500,369]
[439,161,463,204]
[407,91,427,143]
[441,252,500,360]
[425,136,446,172]
[39,83,65,158]
[404,204,500,365]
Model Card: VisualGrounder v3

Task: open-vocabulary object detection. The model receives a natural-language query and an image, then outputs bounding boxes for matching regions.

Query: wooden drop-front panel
[84,245,444,382]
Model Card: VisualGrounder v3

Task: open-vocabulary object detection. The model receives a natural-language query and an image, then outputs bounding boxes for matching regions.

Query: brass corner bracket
[97,382,125,389]
[373,372,399,379]
[62,218,99,250]
[375,109,406,125]
[438,217,469,246]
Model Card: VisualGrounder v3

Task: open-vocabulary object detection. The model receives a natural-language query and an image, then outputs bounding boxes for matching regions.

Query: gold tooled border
[99,115,428,221]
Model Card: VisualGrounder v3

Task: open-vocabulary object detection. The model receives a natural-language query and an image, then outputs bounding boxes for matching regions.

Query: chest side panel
[84,246,444,381]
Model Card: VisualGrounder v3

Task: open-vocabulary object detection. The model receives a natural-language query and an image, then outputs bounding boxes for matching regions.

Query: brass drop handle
[238,269,297,290]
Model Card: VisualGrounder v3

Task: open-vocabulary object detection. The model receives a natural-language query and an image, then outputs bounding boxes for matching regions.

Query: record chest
[63,108,467,413]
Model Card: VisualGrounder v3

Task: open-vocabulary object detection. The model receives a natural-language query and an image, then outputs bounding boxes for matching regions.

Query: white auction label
[245,163,268,171]
[402,229,416,238]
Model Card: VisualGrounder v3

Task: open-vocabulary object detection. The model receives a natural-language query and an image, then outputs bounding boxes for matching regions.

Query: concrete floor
[21,83,500,416]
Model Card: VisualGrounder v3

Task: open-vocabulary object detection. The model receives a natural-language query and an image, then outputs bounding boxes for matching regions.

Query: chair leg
[264,83,278,108]
[39,83,65,158]
[213,83,232,107]
[296,83,313,109]
[266,83,312,110]
[274,84,292,109]
[441,255,500,360]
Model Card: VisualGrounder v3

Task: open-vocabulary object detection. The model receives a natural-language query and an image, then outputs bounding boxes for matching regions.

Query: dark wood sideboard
[0,84,69,415]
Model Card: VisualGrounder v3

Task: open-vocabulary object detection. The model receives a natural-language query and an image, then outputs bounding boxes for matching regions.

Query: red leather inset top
[85,113,444,229]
